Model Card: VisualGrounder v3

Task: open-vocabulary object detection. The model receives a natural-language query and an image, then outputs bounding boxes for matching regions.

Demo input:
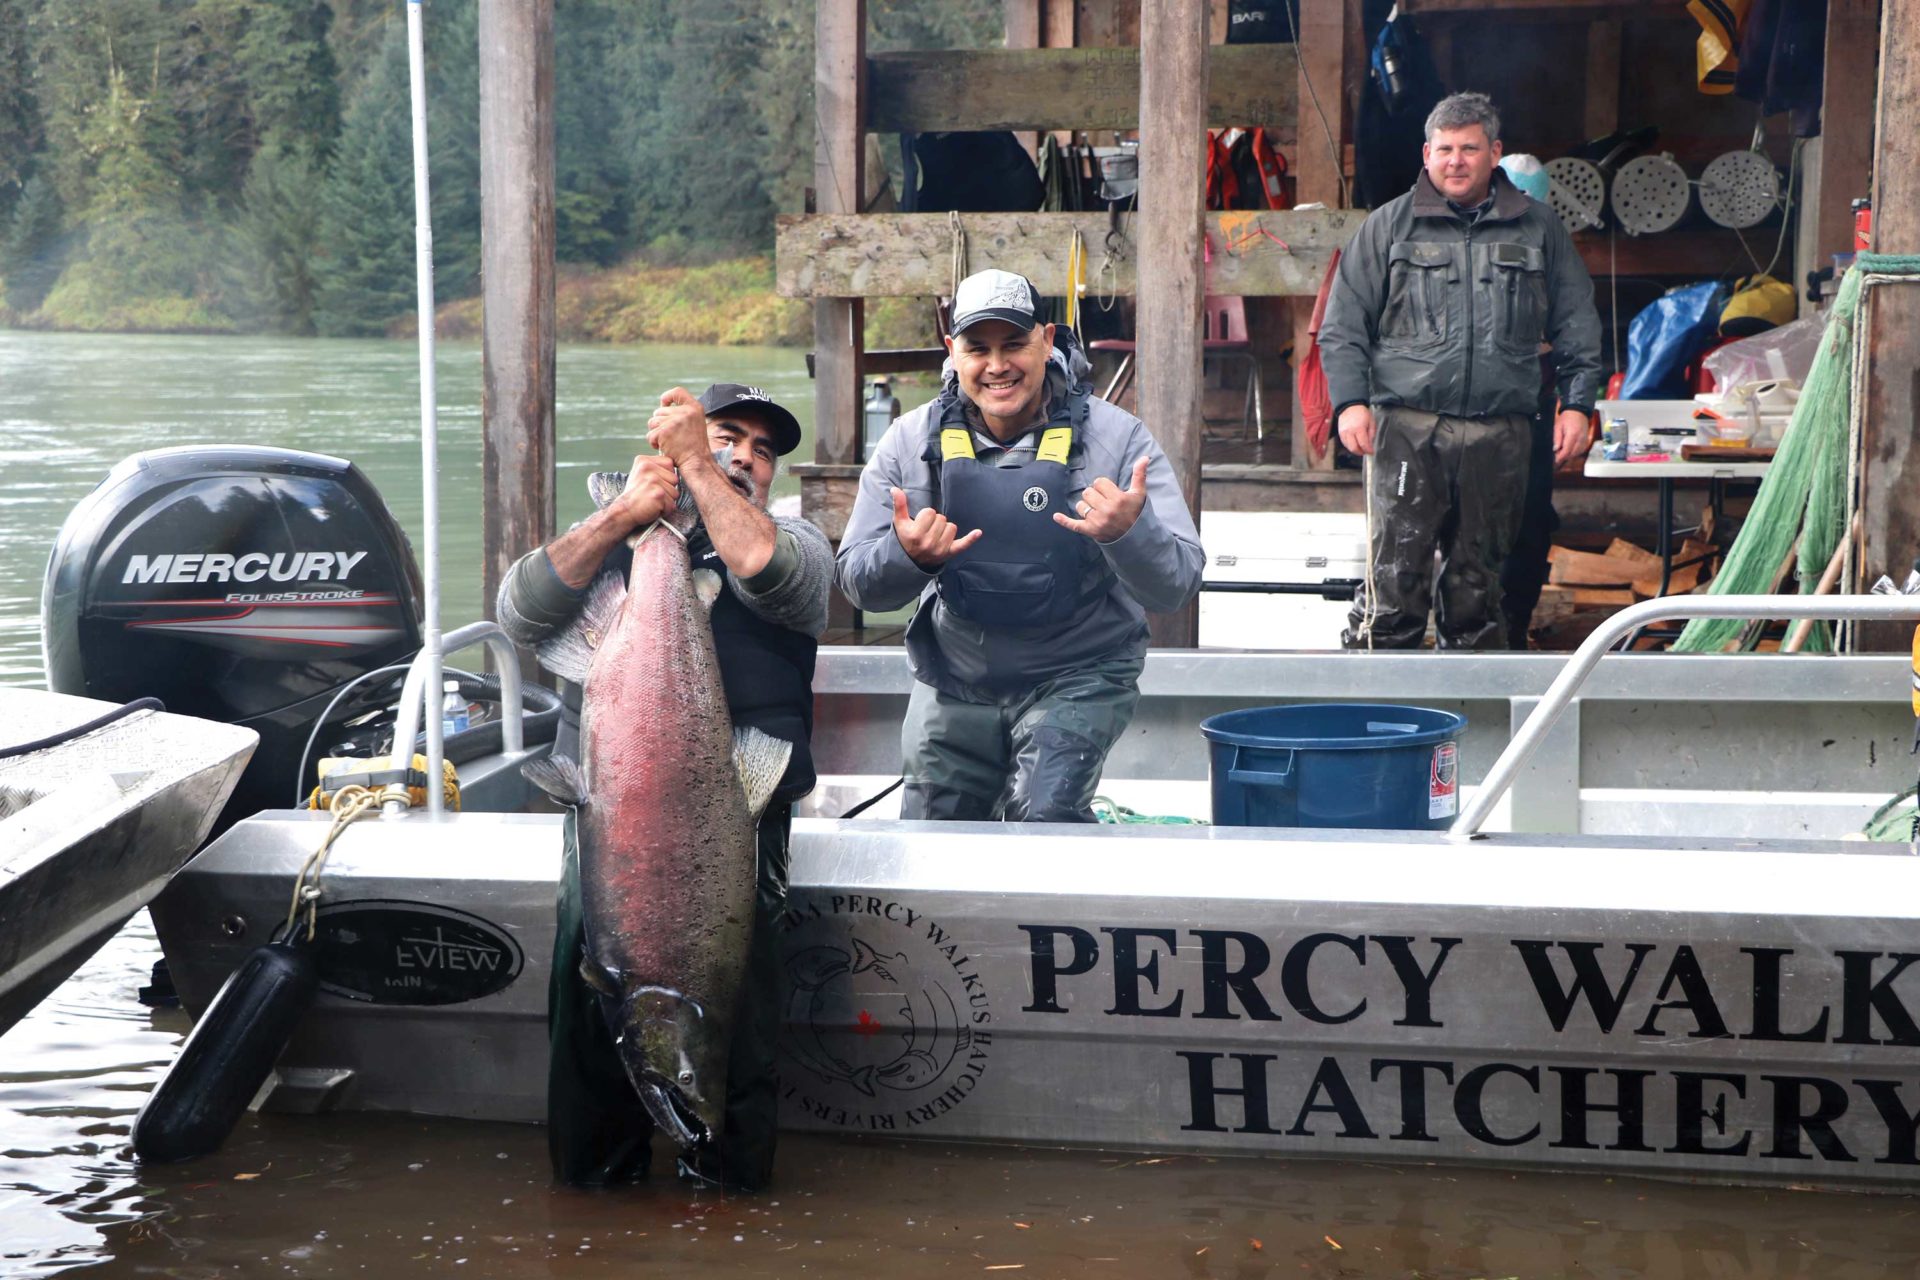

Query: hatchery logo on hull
[776,894,992,1133]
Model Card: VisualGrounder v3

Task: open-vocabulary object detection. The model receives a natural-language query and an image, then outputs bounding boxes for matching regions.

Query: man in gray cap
[1319,91,1602,650]
[837,268,1204,822]
[497,381,830,1193]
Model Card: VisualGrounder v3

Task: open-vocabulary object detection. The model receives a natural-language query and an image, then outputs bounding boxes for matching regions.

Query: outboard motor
[42,447,426,833]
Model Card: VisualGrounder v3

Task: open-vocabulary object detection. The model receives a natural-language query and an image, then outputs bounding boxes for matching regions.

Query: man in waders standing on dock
[496,383,831,1192]
[836,268,1204,822]
[1319,92,1603,649]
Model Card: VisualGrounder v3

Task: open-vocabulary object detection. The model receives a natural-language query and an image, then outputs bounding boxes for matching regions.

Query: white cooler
[1197,511,1366,650]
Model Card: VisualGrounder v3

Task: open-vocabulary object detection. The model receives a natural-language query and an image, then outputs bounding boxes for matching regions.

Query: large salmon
[526,480,789,1151]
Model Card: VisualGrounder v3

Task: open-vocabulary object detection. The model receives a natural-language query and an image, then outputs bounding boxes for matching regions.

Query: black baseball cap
[697,383,804,456]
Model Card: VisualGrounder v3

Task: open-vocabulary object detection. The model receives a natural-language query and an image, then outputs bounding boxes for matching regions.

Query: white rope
[1360,452,1377,650]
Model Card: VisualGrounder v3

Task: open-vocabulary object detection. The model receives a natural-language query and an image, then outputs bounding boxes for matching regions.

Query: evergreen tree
[423,0,479,298]
[2,171,64,311]
[0,0,41,225]
[553,0,635,265]
[225,138,323,331]
[311,19,413,335]
[234,0,340,154]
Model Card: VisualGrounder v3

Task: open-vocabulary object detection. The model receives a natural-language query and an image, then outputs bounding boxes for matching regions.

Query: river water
[5,332,1920,1276]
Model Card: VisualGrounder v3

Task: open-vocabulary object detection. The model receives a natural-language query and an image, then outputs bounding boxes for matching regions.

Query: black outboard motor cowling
[43,447,424,831]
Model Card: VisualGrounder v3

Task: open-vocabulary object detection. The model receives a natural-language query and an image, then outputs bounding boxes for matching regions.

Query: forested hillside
[0,0,995,337]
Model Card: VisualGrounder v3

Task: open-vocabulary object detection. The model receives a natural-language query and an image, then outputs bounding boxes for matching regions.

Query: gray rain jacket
[1319,169,1604,420]
[835,346,1204,703]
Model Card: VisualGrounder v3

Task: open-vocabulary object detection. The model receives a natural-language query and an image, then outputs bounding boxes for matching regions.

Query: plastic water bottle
[441,681,469,738]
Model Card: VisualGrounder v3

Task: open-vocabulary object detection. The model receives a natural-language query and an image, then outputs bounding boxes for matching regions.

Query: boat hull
[1,690,256,1036]
[154,809,1920,1190]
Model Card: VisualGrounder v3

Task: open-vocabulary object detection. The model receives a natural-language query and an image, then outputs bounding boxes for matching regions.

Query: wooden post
[1137,0,1209,648]
[1813,0,1877,265]
[1289,0,1349,473]
[1857,0,1920,649]
[815,0,866,632]
[477,0,556,652]
[813,0,865,472]
[1005,0,1041,152]
[1583,19,1622,140]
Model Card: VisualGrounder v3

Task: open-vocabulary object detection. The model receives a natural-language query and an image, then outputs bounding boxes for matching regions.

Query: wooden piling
[1136,0,1210,648]
[477,0,556,653]
[1857,0,1920,649]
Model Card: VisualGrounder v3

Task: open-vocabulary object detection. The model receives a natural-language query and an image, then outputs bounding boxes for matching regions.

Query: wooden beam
[1814,0,1877,265]
[813,0,865,475]
[1858,0,1920,648]
[1136,1,1209,649]
[1584,18,1622,139]
[775,210,1363,298]
[866,46,1297,136]
[1290,0,1350,473]
[1403,0,1668,12]
[477,0,556,652]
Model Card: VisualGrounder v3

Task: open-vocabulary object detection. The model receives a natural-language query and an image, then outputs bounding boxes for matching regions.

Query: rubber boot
[900,782,1000,821]
[547,814,654,1186]
[1006,725,1103,823]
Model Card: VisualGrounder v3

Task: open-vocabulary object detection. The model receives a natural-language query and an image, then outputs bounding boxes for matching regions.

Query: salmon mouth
[637,1075,712,1149]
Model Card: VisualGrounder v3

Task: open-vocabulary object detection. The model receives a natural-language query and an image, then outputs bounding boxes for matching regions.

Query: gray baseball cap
[951,269,1040,336]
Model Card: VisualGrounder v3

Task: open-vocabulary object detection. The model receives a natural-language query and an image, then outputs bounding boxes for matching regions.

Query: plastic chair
[1089,296,1264,437]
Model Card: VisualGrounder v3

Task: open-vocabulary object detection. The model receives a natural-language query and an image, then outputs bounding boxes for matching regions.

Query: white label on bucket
[1429,741,1459,820]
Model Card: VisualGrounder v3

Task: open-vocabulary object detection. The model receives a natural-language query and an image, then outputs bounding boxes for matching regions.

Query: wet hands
[1054,456,1149,542]
[613,454,679,531]
[646,387,709,468]
[890,488,982,570]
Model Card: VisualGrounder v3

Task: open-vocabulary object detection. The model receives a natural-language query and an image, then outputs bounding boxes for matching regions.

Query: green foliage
[310,19,411,336]
[2,0,1003,337]
[224,138,323,332]
[1,171,64,310]
[37,65,225,331]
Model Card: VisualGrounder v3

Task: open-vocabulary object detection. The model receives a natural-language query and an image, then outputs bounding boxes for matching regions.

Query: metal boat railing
[1449,594,1920,840]
[386,621,526,818]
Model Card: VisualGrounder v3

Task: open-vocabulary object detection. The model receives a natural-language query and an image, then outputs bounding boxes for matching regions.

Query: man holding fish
[497,382,830,1192]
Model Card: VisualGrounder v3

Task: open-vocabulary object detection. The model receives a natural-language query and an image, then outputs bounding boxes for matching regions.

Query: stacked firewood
[1534,536,1716,631]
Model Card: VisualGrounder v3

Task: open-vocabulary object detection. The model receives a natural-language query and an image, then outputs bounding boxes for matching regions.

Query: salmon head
[617,984,725,1150]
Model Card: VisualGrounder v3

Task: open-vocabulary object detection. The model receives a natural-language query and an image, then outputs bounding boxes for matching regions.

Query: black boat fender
[130,936,318,1164]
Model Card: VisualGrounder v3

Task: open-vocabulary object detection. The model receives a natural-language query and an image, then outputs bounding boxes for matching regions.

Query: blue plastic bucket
[1199,703,1467,830]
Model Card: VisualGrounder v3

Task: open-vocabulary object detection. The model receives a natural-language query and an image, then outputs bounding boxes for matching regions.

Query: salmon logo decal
[776,897,992,1132]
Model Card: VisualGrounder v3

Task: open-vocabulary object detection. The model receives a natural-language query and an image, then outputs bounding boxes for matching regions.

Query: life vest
[921,377,1114,630]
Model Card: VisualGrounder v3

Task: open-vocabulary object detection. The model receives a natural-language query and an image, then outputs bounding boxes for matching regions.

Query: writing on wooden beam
[775,210,1366,300]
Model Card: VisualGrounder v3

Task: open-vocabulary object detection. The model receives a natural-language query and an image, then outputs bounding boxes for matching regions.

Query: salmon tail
[586,470,627,511]
[522,754,588,806]
[732,726,793,821]
[534,571,624,684]
[847,1064,878,1098]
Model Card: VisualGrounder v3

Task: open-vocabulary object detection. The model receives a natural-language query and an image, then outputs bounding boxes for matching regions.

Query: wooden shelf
[1574,228,1775,277]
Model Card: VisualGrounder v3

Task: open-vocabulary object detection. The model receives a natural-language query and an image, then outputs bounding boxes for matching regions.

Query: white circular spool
[1545,157,1606,232]
[1698,149,1782,229]
[1611,154,1692,235]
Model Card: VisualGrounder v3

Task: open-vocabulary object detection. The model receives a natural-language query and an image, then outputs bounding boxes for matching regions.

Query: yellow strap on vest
[1036,427,1072,465]
[940,428,975,461]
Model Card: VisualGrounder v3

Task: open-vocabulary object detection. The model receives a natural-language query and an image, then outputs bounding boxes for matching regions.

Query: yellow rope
[283,785,380,943]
